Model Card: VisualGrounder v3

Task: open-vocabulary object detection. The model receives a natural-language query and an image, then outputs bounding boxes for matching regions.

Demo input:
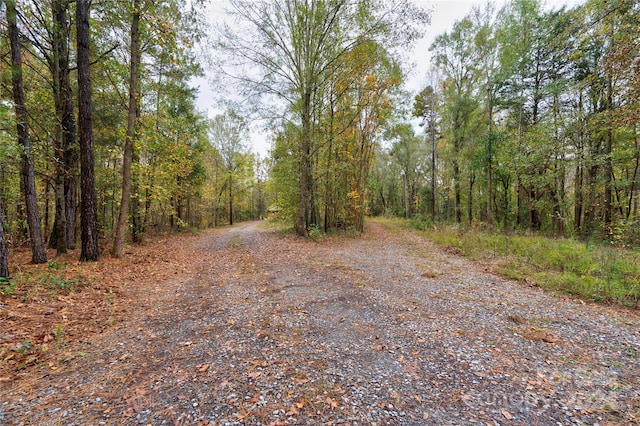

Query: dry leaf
[326,397,339,409]
[285,406,298,416]
[502,410,513,420]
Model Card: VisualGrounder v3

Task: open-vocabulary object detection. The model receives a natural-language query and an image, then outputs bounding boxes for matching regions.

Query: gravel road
[2,220,639,425]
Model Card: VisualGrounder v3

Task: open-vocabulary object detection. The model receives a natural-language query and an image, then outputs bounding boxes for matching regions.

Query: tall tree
[77,0,99,261]
[55,0,78,251]
[112,0,141,258]
[414,83,441,219]
[6,0,47,264]
[431,17,481,223]
[44,0,78,253]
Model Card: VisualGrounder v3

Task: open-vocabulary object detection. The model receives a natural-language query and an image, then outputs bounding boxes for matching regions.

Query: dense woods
[1,0,639,277]
[376,0,640,246]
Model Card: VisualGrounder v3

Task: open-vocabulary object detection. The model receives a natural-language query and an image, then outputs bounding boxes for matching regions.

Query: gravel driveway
[2,220,639,425]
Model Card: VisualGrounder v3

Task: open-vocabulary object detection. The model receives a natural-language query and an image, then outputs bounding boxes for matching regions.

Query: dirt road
[2,220,639,425]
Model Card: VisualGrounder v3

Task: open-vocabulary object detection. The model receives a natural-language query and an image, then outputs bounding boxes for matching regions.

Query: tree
[112,0,141,258]
[0,194,9,278]
[6,0,47,264]
[385,123,428,218]
[54,0,78,251]
[430,16,481,223]
[77,0,99,261]
[217,0,428,235]
[209,111,249,226]
[414,83,441,219]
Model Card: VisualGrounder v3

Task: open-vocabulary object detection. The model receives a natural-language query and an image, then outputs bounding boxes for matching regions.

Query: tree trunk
[468,173,475,226]
[0,195,9,278]
[228,175,233,225]
[627,125,639,220]
[486,83,493,226]
[297,91,311,236]
[7,0,47,264]
[453,155,461,224]
[53,0,78,251]
[113,0,141,257]
[430,116,437,220]
[77,0,100,261]
[603,19,616,233]
[54,179,67,254]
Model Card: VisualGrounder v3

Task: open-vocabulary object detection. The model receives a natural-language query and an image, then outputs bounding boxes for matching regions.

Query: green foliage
[406,219,640,308]
[0,276,16,295]
[16,341,33,354]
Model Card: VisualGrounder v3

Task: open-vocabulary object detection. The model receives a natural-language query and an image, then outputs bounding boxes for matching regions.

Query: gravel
[1,220,639,425]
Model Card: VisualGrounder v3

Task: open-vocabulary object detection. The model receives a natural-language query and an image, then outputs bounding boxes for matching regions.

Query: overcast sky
[194,0,586,156]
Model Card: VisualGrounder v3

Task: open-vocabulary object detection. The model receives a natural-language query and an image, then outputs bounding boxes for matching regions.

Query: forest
[0,0,639,277]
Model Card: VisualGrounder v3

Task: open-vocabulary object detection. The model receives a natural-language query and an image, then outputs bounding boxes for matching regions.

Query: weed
[308,224,323,240]
[0,276,16,295]
[105,289,115,304]
[16,341,33,353]
[54,324,66,348]
[47,260,64,270]
[40,274,79,293]
[389,217,640,308]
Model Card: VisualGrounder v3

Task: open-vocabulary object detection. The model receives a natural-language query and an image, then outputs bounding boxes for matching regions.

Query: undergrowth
[0,260,90,299]
[380,217,640,309]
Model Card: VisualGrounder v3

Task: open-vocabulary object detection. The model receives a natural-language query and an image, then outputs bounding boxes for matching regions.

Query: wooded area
[1,0,639,278]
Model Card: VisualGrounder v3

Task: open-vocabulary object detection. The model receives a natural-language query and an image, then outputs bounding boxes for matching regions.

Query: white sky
[194,0,586,157]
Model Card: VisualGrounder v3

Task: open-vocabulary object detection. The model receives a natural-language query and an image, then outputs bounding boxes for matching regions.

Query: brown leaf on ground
[1,221,639,425]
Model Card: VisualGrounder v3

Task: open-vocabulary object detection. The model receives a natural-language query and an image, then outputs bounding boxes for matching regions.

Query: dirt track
[2,220,639,425]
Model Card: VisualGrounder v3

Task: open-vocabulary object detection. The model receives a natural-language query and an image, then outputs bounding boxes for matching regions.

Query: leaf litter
[1,220,639,425]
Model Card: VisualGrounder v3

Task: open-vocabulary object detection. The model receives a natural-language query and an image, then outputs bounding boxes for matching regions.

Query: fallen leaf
[198,364,209,373]
[326,397,339,409]
[502,410,513,420]
[285,406,298,416]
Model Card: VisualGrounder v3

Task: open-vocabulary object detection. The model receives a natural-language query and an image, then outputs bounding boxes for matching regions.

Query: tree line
[371,0,639,245]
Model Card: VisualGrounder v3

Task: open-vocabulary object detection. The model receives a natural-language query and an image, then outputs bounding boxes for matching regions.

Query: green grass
[381,217,640,308]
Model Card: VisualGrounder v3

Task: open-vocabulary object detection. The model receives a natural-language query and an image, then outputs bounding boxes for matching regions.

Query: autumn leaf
[502,410,514,420]
[285,406,298,416]
[326,397,339,409]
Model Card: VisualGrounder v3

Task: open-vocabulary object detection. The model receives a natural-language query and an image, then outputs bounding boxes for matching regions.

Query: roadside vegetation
[377,217,640,309]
